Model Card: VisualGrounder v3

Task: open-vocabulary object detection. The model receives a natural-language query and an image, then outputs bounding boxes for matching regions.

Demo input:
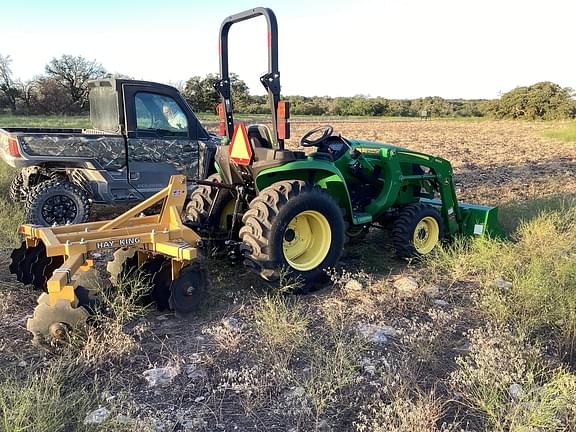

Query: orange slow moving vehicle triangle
[229,123,253,165]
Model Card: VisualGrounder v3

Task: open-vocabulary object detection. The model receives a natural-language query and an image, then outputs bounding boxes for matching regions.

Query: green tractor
[186,7,503,289]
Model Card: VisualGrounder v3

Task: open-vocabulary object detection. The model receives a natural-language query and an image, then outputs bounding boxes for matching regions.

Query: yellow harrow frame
[14,175,202,341]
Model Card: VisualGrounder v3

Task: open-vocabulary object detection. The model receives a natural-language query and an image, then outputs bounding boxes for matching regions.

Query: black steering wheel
[300,125,334,147]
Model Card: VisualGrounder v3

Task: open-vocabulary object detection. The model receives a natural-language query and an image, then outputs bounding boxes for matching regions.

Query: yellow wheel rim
[219,200,236,231]
[282,210,332,271]
[413,216,440,254]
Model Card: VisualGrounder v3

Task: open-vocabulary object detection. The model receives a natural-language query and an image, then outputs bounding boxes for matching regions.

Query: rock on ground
[84,407,110,425]
[344,279,363,291]
[393,276,419,297]
[143,366,180,387]
[423,285,441,298]
[357,323,397,344]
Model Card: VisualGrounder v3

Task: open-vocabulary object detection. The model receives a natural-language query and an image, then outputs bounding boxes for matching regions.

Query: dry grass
[450,326,576,431]
[354,387,454,432]
[426,203,576,362]
[1,118,576,431]
[253,293,310,368]
[73,273,152,366]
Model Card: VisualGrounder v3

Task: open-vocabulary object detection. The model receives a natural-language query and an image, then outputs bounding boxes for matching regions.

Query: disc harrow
[169,262,210,318]
[9,175,208,343]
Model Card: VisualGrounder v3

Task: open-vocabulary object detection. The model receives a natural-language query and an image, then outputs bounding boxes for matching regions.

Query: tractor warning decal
[229,123,253,165]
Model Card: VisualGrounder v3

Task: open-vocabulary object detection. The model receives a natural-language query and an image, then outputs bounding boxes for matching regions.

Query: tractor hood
[346,138,407,153]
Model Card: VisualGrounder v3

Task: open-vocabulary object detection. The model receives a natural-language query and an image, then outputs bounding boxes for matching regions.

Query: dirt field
[288,119,576,204]
[1,119,575,431]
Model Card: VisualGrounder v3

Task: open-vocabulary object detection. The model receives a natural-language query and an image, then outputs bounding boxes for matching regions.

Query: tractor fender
[255,160,354,219]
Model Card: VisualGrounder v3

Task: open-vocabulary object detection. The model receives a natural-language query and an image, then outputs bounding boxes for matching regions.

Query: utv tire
[9,172,27,202]
[25,179,91,226]
[185,173,236,234]
[392,203,444,258]
[239,180,345,292]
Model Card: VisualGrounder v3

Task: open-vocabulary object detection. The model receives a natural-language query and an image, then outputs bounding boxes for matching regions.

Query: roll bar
[214,7,286,150]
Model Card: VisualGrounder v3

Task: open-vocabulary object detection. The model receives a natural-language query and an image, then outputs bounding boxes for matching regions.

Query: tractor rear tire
[25,180,91,226]
[9,172,28,203]
[239,180,345,292]
[392,203,444,258]
[185,173,236,235]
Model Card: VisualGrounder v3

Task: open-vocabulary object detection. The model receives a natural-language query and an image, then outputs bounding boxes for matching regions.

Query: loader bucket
[420,198,505,239]
[458,202,506,239]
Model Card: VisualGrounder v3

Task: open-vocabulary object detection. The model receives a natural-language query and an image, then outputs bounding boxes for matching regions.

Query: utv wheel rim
[283,210,331,271]
[42,195,77,225]
[413,216,439,255]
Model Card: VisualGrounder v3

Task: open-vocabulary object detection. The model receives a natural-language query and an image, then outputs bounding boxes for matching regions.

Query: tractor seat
[245,123,306,173]
[247,124,273,149]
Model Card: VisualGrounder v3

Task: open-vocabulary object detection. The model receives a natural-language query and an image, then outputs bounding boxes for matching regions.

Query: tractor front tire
[392,203,444,258]
[25,180,91,226]
[240,180,345,292]
[185,173,236,235]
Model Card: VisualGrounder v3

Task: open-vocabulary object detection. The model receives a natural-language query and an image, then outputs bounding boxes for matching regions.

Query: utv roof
[88,78,180,93]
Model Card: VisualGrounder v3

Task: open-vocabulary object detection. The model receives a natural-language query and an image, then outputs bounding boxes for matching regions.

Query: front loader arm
[366,148,462,236]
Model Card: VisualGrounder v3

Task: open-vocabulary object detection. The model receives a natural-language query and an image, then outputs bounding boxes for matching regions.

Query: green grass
[0,164,23,249]
[427,200,576,362]
[542,121,576,142]
[0,114,91,129]
[0,360,101,432]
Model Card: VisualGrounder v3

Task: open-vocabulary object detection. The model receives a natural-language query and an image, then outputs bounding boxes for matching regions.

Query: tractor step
[352,212,373,225]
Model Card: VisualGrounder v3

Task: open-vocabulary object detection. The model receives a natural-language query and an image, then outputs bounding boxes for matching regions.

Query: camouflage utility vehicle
[0,78,218,226]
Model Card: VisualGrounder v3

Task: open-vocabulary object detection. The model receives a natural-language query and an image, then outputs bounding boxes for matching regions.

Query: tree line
[0,54,107,115]
[1,53,574,120]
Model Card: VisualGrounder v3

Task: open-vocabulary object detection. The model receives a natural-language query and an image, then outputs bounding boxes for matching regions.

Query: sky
[1,0,575,99]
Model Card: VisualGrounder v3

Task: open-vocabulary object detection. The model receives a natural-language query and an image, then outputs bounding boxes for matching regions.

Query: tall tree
[0,54,21,113]
[182,73,250,112]
[488,82,576,120]
[45,55,106,112]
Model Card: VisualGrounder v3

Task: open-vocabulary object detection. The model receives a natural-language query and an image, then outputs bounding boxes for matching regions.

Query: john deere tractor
[8,7,503,343]
[185,7,503,290]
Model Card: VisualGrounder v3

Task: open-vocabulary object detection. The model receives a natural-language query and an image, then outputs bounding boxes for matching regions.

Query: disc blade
[169,263,209,318]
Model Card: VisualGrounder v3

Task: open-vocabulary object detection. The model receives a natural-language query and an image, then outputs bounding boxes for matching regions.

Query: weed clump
[427,204,576,362]
[70,272,152,366]
[0,360,101,432]
[450,326,576,431]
